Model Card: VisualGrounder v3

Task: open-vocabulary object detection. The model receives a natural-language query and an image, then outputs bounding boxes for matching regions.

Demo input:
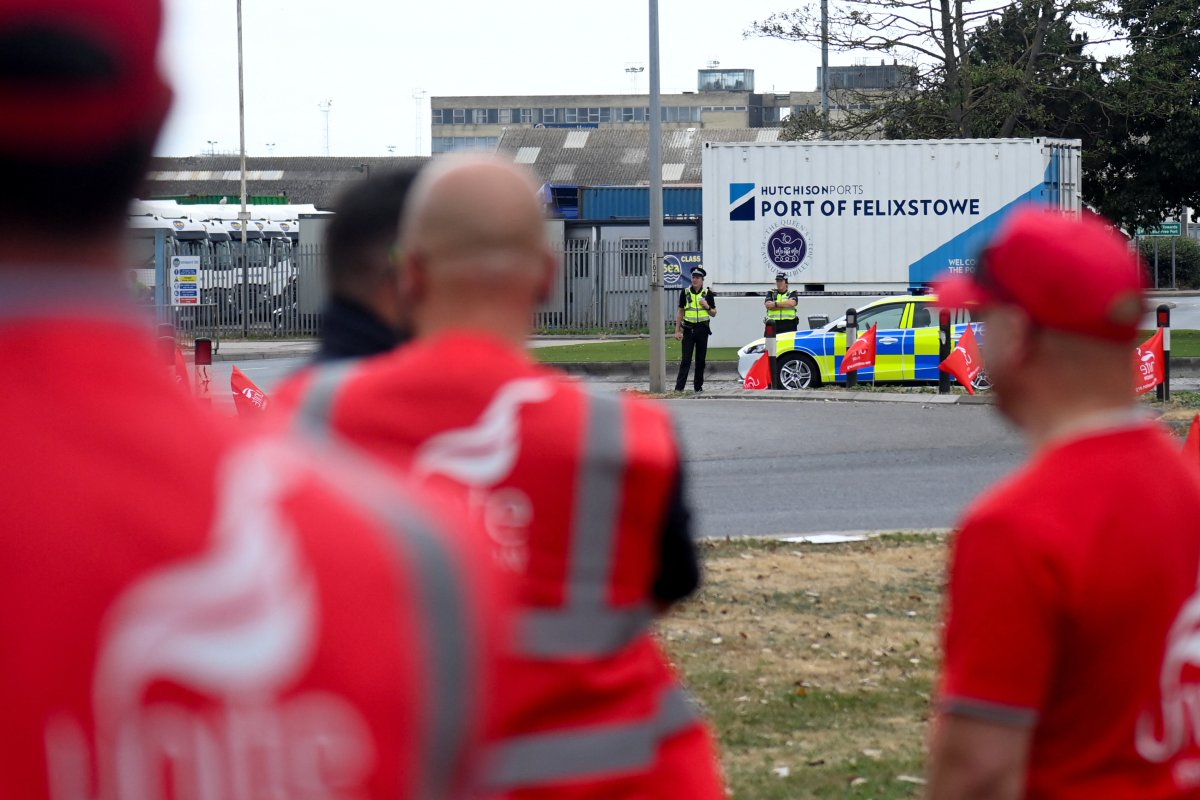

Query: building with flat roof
[431,64,910,153]
[431,67,792,154]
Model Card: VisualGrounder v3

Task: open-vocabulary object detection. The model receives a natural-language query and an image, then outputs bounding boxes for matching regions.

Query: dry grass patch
[659,534,948,799]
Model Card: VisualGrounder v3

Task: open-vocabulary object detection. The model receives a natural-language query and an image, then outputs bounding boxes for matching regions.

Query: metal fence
[149,240,699,340]
[148,244,324,342]
[537,239,699,333]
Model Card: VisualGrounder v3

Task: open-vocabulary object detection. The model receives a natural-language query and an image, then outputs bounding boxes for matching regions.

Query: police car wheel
[971,370,992,392]
[778,353,819,390]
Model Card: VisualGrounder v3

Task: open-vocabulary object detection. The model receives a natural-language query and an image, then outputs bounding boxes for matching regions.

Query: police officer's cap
[775,273,789,282]
[691,267,706,278]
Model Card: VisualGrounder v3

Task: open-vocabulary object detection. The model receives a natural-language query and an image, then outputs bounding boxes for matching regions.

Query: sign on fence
[663,251,703,289]
[170,256,201,306]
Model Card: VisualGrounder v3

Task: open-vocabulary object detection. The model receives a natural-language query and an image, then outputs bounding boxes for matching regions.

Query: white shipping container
[702,138,1081,292]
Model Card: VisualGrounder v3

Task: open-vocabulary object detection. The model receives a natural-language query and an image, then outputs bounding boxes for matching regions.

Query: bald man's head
[399,155,556,341]
[402,155,547,277]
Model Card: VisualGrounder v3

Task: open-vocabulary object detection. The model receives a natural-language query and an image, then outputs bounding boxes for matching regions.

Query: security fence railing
[537,239,700,333]
[143,240,701,340]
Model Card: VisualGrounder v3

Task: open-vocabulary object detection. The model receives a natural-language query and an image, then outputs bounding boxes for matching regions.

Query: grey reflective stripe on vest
[484,685,702,790]
[515,389,655,658]
[295,362,475,800]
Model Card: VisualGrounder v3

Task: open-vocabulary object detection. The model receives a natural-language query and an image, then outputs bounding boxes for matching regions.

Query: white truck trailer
[701,138,1082,346]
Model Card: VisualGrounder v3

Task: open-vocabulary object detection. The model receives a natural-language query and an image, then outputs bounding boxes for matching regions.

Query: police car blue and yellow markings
[738,296,981,387]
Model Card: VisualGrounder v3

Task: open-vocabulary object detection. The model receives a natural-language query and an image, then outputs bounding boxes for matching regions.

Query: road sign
[1138,222,1182,237]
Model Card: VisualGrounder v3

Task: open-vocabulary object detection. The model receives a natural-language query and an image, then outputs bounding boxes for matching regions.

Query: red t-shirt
[0,313,502,799]
[941,421,1200,799]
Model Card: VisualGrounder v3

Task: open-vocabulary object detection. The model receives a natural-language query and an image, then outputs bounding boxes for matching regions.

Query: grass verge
[659,535,947,799]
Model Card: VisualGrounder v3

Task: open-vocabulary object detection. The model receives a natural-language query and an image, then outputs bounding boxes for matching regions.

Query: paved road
[216,356,1027,538]
[671,398,1025,538]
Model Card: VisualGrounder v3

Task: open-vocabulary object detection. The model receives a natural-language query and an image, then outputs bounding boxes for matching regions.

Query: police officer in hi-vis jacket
[765,273,800,334]
[674,267,717,392]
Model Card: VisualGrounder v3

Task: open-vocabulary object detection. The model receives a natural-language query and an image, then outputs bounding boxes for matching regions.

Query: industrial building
[430,63,912,153]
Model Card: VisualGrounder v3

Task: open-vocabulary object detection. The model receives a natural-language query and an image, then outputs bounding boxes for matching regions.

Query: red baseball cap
[935,206,1146,342]
[0,0,172,157]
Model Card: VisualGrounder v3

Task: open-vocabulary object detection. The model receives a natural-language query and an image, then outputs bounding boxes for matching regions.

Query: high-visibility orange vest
[0,298,500,800]
[279,329,726,800]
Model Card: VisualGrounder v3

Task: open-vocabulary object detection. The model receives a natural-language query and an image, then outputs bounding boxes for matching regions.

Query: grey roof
[142,156,430,209]
[141,127,783,204]
[495,127,780,186]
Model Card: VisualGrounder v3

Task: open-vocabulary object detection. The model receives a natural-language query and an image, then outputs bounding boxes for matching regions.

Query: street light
[236,0,249,336]
[625,64,645,93]
[206,139,218,156]
[265,141,276,156]
[647,2,665,392]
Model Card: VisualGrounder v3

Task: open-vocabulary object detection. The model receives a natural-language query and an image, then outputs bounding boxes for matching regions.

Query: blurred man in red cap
[927,206,1200,798]
[0,2,505,798]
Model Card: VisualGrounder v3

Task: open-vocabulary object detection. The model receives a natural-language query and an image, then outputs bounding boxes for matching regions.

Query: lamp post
[412,89,427,156]
[206,139,218,156]
[236,0,249,336]
[265,141,276,156]
[624,64,645,94]
[647,0,665,392]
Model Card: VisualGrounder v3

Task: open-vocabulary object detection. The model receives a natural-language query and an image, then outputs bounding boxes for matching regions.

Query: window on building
[452,108,465,124]
[499,108,512,124]
[431,108,444,124]
[563,107,578,123]
[542,108,556,123]
[472,108,487,124]
[620,239,649,277]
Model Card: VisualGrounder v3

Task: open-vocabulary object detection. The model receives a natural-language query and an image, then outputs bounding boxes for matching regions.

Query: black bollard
[938,308,952,394]
[845,307,858,388]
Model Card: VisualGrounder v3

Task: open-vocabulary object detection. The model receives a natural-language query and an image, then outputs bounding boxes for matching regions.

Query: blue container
[580,186,702,220]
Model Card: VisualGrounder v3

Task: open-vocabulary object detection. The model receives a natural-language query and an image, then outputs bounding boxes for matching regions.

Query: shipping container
[702,138,1081,292]
[580,186,703,221]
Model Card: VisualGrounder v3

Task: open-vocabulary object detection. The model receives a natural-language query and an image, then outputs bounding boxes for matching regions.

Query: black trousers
[675,324,710,391]
[771,318,799,334]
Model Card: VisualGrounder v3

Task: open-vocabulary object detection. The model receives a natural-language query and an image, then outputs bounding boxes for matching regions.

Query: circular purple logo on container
[766,226,807,271]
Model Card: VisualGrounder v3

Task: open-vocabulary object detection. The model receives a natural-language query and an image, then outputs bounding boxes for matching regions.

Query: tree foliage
[752,0,1200,231]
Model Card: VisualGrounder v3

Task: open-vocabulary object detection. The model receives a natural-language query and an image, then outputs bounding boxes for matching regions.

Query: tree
[752,0,1200,231]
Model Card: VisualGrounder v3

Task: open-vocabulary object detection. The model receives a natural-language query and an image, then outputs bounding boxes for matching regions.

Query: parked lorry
[702,138,1081,292]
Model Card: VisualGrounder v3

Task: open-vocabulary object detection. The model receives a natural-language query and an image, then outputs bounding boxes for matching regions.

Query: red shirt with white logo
[940,421,1200,799]
[0,309,502,800]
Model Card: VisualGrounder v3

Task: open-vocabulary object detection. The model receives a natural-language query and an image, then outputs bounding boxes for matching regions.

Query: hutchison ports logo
[729,183,756,221]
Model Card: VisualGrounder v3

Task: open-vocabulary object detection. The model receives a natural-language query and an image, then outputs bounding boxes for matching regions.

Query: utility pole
[412,89,427,156]
[237,0,250,336]
[318,99,333,156]
[821,0,830,139]
[647,0,666,392]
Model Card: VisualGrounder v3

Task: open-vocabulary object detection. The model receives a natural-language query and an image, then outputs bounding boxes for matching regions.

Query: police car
[736,295,989,390]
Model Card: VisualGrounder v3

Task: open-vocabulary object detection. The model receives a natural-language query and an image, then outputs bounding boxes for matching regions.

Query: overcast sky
[156,1,855,158]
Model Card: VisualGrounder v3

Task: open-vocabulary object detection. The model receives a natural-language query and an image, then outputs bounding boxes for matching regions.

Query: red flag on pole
[1185,415,1200,465]
[743,352,772,390]
[1133,329,1165,396]
[173,346,191,394]
[938,325,985,395]
[839,324,877,375]
[231,366,270,416]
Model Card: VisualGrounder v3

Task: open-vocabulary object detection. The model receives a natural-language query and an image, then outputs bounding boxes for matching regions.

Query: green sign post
[1137,222,1183,237]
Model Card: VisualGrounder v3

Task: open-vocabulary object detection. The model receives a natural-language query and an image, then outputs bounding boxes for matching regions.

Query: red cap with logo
[0,0,172,156]
[935,206,1146,342]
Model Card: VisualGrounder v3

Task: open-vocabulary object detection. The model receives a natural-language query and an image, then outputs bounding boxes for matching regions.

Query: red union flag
[231,366,270,416]
[1133,329,1165,395]
[939,325,985,395]
[743,353,772,390]
[839,324,877,375]
[1185,415,1200,465]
